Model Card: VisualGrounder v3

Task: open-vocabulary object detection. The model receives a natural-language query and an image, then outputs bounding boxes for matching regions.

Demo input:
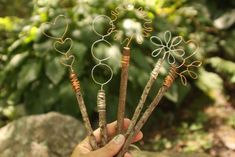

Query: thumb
[89,134,125,157]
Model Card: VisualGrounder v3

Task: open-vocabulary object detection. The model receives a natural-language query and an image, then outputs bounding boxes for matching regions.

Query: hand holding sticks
[124,58,164,139]
[117,65,177,157]
[41,8,201,156]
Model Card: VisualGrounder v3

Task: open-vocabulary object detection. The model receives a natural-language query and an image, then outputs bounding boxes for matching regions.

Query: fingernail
[113,134,125,144]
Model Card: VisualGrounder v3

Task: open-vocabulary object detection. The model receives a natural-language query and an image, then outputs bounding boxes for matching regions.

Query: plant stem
[70,72,99,150]
[117,65,177,157]
[97,89,108,146]
[117,47,130,134]
[125,58,164,139]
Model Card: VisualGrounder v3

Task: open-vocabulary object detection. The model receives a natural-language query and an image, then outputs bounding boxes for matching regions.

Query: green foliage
[0,0,235,136]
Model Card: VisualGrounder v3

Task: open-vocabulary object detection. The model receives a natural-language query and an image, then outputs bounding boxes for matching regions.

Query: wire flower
[150,31,185,64]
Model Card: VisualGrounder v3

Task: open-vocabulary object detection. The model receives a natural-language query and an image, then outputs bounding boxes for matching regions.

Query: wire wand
[117,47,130,134]
[70,72,99,150]
[117,65,177,157]
[124,58,164,139]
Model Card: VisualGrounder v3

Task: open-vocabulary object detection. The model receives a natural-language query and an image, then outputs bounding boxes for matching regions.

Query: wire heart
[41,15,69,40]
[54,38,73,55]
[60,55,75,71]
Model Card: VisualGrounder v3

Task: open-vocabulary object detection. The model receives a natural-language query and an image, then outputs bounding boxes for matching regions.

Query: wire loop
[91,15,114,89]
[108,2,153,47]
[150,31,202,85]
[41,15,75,72]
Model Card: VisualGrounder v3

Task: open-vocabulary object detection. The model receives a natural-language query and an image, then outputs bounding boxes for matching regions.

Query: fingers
[131,131,143,143]
[88,134,125,157]
[93,118,131,142]
[124,152,132,157]
[77,119,143,152]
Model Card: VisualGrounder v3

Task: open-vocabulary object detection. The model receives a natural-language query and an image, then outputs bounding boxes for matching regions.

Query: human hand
[71,119,143,157]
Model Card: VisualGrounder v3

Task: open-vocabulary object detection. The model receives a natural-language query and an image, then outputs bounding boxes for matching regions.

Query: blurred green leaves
[0,0,235,133]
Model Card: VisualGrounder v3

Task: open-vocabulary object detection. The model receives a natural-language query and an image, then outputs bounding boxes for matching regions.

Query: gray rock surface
[0,112,86,157]
[0,112,211,157]
[132,151,211,157]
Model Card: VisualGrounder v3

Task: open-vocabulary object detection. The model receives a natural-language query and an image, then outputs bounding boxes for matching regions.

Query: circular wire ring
[92,15,114,37]
[91,39,112,62]
[91,63,113,87]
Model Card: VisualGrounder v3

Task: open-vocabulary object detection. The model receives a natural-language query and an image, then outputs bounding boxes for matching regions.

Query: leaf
[45,56,66,85]
[195,68,224,99]
[206,57,235,83]
[17,60,42,90]
[165,81,191,104]
[5,51,29,72]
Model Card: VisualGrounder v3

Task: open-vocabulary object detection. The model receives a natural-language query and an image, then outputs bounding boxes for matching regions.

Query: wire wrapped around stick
[70,72,99,150]
[97,90,108,146]
[117,47,130,134]
[124,58,164,139]
[117,65,177,157]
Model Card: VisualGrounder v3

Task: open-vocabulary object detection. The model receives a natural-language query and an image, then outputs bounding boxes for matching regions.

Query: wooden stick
[97,89,108,146]
[124,59,164,139]
[117,47,130,134]
[70,72,99,150]
[117,65,177,157]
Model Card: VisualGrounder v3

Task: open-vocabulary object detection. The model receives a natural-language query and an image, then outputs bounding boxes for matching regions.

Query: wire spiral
[108,2,153,47]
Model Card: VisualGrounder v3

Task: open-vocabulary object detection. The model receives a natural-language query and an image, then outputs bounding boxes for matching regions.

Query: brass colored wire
[109,3,153,46]
[42,15,99,150]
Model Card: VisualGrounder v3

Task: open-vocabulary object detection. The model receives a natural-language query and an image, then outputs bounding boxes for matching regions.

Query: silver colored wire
[150,31,201,85]
[91,15,114,89]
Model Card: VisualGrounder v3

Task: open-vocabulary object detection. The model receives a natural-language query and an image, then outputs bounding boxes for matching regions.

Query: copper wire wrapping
[164,65,177,88]
[121,55,130,67]
[70,72,80,92]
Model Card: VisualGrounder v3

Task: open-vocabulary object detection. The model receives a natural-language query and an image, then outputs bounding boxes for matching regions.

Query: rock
[0,112,212,157]
[0,112,86,157]
[217,126,235,150]
[131,151,211,157]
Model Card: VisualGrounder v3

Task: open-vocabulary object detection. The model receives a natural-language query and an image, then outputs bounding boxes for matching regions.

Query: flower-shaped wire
[150,31,185,64]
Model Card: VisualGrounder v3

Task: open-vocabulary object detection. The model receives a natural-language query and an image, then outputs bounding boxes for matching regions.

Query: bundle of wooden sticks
[42,3,201,157]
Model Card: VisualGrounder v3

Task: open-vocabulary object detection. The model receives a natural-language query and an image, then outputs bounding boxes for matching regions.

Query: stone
[217,126,235,150]
[0,112,86,157]
[0,112,212,157]
[131,151,211,157]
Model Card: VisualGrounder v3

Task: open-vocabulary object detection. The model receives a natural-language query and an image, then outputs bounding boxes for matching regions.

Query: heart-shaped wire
[54,38,73,55]
[60,54,75,72]
[41,15,69,40]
